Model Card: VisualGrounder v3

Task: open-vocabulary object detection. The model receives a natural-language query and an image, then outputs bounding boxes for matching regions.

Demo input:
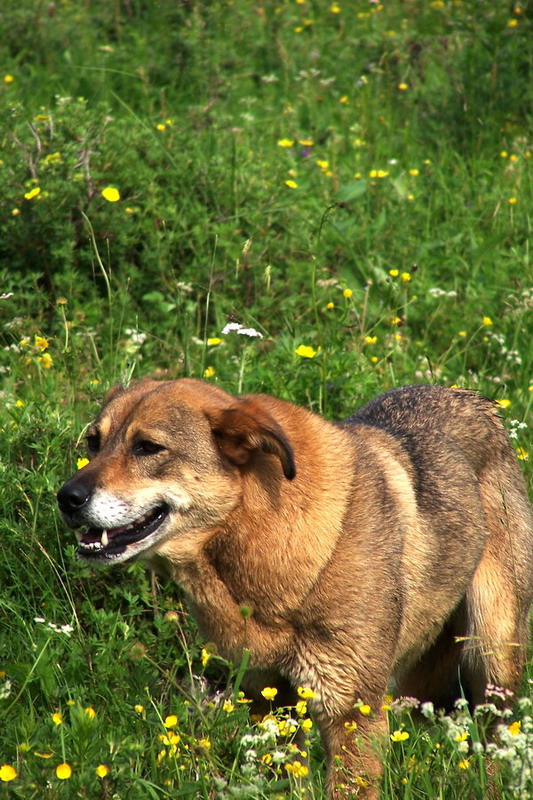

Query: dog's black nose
[57,479,93,514]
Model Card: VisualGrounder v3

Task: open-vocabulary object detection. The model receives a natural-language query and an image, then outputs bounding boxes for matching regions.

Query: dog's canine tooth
[101,530,109,547]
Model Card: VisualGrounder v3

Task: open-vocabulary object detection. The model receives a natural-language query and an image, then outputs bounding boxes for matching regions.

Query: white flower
[221,323,243,334]
[221,322,263,339]
[238,328,262,338]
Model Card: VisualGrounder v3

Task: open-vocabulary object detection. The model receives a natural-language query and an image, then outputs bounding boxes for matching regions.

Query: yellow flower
[295,345,317,359]
[295,700,307,716]
[66,699,75,706]
[400,272,411,282]
[500,150,508,158]
[455,731,468,742]
[84,707,96,719]
[156,123,166,131]
[364,336,377,344]
[101,187,120,203]
[516,448,529,461]
[482,316,493,326]
[285,179,298,189]
[398,83,408,91]
[509,154,518,162]
[0,765,17,782]
[495,398,511,409]
[134,704,144,714]
[507,18,518,27]
[316,159,329,170]
[38,353,53,369]
[207,337,222,346]
[12,208,20,216]
[359,704,371,715]
[34,336,48,352]
[203,366,216,378]
[301,718,313,732]
[390,730,409,741]
[260,687,278,701]
[160,731,180,746]
[261,753,272,764]
[299,139,314,146]
[344,721,357,733]
[223,700,234,713]
[326,301,335,310]
[297,686,317,699]
[390,316,402,326]
[96,764,109,778]
[77,457,90,470]
[277,139,294,147]
[458,759,470,770]
[56,762,72,780]
[52,712,63,725]
[458,330,467,337]
[389,269,399,277]
[356,776,370,787]
[343,288,353,298]
[339,95,349,104]
[508,196,518,204]
[409,169,419,176]
[201,648,211,667]
[279,719,298,736]
[508,721,521,736]
[285,761,309,778]
[3,75,14,84]
[197,738,211,750]
[164,715,178,728]
[24,187,41,200]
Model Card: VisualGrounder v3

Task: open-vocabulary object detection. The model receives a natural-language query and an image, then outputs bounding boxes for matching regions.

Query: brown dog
[57,380,533,797]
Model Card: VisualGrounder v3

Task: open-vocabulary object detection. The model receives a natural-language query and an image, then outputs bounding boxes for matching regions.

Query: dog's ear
[205,399,296,480]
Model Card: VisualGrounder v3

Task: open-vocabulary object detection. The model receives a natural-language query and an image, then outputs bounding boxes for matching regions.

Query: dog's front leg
[164,550,290,666]
[317,710,387,799]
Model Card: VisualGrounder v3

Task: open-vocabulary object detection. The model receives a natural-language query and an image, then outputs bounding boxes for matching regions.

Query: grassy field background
[0,0,532,797]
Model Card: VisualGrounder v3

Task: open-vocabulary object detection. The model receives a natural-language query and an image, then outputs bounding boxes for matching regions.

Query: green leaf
[335,180,368,202]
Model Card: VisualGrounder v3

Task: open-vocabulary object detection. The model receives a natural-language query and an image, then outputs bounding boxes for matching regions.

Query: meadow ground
[0,0,532,797]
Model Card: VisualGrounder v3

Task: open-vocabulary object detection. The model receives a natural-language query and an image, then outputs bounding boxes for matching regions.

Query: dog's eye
[132,440,165,456]
[86,434,100,453]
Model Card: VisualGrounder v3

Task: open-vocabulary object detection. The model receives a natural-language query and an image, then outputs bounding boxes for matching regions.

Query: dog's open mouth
[77,504,170,559]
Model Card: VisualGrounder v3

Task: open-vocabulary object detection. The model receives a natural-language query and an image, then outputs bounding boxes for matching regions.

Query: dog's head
[57,379,295,565]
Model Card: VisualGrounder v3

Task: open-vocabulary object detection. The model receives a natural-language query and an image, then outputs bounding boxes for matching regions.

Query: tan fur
[58,381,533,798]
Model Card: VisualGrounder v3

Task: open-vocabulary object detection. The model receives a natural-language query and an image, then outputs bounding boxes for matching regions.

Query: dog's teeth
[101,530,109,547]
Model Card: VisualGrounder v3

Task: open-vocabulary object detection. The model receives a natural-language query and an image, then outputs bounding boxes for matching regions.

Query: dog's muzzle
[57,474,171,562]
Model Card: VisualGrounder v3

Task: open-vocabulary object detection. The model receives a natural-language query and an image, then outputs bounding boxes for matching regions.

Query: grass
[0,0,532,797]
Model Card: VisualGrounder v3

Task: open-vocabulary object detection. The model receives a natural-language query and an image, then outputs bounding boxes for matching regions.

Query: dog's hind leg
[462,460,533,709]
